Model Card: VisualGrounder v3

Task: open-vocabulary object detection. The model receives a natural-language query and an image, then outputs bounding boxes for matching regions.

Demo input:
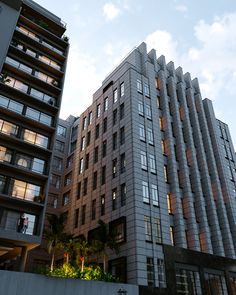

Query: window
[149,155,156,173]
[157,259,166,288]
[11,178,42,202]
[120,82,124,97]
[50,174,60,189]
[83,178,88,195]
[94,147,99,163]
[154,218,162,243]
[167,193,172,214]
[85,153,89,170]
[82,117,87,130]
[102,140,107,157]
[95,124,100,139]
[0,146,12,163]
[96,104,101,118]
[64,173,72,186]
[0,95,24,114]
[23,129,48,149]
[157,96,161,109]
[151,184,159,206]
[164,165,168,182]
[101,195,105,216]
[170,226,175,245]
[120,103,124,120]
[88,111,93,125]
[120,127,125,145]
[112,188,117,210]
[144,83,150,97]
[120,183,126,206]
[62,191,70,206]
[104,97,108,111]
[0,175,7,193]
[57,125,66,137]
[0,119,18,137]
[55,140,64,153]
[141,151,147,170]
[81,136,85,151]
[112,158,117,178]
[147,257,155,287]
[142,181,149,203]
[110,218,126,243]
[137,79,142,93]
[86,131,91,146]
[120,153,126,173]
[113,109,117,125]
[101,166,106,185]
[144,216,152,241]
[138,101,144,116]
[91,199,96,220]
[79,158,84,174]
[52,157,62,171]
[103,117,107,133]
[77,182,81,199]
[156,77,161,90]
[147,128,154,145]
[16,154,45,174]
[74,209,79,228]
[25,108,52,126]
[113,88,118,103]
[113,132,117,150]
[48,194,58,208]
[146,104,152,120]
[93,171,97,190]
[205,272,227,295]
[161,140,166,155]
[139,124,146,141]
[81,205,86,225]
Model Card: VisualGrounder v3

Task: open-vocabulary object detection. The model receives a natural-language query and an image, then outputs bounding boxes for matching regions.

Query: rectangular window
[57,125,66,137]
[144,83,150,97]
[149,155,156,173]
[101,166,106,185]
[83,178,88,196]
[144,216,152,241]
[104,97,108,111]
[151,184,159,206]
[0,146,12,164]
[141,151,147,170]
[101,195,105,216]
[82,117,87,130]
[112,188,117,210]
[120,153,126,173]
[139,124,146,141]
[50,174,60,189]
[23,129,48,149]
[93,171,97,190]
[77,182,81,199]
[95,124,100,139]
[81,136,85,151]
[11,178,42,202]
[138,101,144,116]
[161,140,166,155]
[147,128,154,145]
[102,140,107,158]
[92,199,96,220]
[94,146,99,163]
[79,158,84,174]
[120,103,124,120]
[0,119,18,137]
[86,131,91,146]
[88,111,93,125]
[167,193,173,214]
[103,117,107,133]
[142,181,149,203]
[137,79,142,93]
[147,257,155,287]
[113,132,117,150]
[157,259,166,288]
[74,209,79,228]
[113,89,118,103]
[81,205,86,225]
[121,183,126,206]
[96,104,101,118]
[85,153,89,170]
[62,191,70,206]
[113,109,117,125]
[154,218,162,243]
[170,226,175,245]
[55,140,64,153]
[164,165,168,182]
[159,118,164,131]
[0,175,7,194]
[120,82,124,97]
[146,104,152,120]
[64,173,72,186]
[112,158,117,178]
[120,127,125,145]
[157,96,161,109]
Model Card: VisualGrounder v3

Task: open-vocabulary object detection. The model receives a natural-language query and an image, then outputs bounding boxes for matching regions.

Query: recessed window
[120,82,124,97]
[146,104,152,120]
[151,184,159,206]
[113,109,117,125]
[112,188,117,210]
[95,124,100,139]
[103,117,107,133]
[149,155,156,173]
[113,132,117,150]
[112,158,117,178]
[142,181,149,203]
[88,111,93,125]
[147,257,155,287]
[154,218,162,243]
[79,158,84,174]
[137,79,142,93]
[120,103,124,120]
[120,153,126,173]
[93,171,97,190]
[96,104,101,118]
[120,127,125,145]
[91,199,96,220]
[81,205,86,225]
[83,178,88,195]
[85,153,89,170]
[120,183,126,206]
[104,97,108,111]
[113,89,118,103]
[141,151,147,170]
[138,101,144,116]
[0,119,18,137]
[147,128,154,145]
[144,83,150,97]
[62,191,70,206]
[81,136,85,151]
[57,125,66,137]
[144,216,152,241]
[101,166,106,185]
[101,195,105,216]
[94,146,99,163]
[139,124,146,141]
[82,117,87,130]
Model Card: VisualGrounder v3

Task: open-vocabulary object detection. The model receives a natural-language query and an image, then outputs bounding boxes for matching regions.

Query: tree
[92,220,119,273]
[44,213,68,272]
[75,237,92,272]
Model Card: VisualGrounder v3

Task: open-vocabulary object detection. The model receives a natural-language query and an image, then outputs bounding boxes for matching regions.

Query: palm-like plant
[75,238,92,272]
[92,220,119,273]
[44,213,68,272]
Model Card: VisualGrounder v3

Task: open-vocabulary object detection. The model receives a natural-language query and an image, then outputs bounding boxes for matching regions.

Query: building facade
[61,43,236,294]
[0,0,69,270]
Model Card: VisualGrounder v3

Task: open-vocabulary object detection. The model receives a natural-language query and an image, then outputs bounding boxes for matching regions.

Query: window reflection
[11,179,41,202]
[0,119,18,136]
[23,129,49,149]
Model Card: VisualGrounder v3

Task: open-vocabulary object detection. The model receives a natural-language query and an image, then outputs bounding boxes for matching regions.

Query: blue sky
[36,0,236,144]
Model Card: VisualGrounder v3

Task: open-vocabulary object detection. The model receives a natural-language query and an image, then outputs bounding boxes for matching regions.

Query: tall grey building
[61,43,236,294]
[0,0,69,271]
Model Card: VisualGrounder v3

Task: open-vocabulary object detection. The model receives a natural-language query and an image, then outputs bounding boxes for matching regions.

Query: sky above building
[36,0,236,144]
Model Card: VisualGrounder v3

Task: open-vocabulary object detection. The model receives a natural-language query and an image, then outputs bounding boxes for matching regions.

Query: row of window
[6,56,59,87]
[16,26,64,56]
[12,39,62,71]
[139,124,154,145]
[0,175,42,202]
[4,76,56,106]
[0,118,49,149]
[137,79,150,97]
[138,100,152,119]
[0,94,53,126]
[146,257,166,288]
[0,145,46,174]
[140,151,156,173]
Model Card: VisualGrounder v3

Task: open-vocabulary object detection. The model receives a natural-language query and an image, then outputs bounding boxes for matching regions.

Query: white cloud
[175,5,188,12]
[103,3,120,21]
[104,42,114,56]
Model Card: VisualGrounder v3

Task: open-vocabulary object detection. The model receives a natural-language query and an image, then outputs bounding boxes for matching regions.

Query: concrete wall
[0,270,138,295]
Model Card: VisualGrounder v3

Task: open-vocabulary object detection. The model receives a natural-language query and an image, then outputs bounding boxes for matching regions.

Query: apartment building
[61,43,236,294]
[0,0,69,271]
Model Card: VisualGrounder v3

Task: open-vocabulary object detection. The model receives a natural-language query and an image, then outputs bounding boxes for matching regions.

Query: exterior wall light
[117,288,127,294]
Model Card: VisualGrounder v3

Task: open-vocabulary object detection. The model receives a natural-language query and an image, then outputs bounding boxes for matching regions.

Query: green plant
[62,35,69,42]
[49,263,79,278]
[0,72,11,84]
[35,19,49,29]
